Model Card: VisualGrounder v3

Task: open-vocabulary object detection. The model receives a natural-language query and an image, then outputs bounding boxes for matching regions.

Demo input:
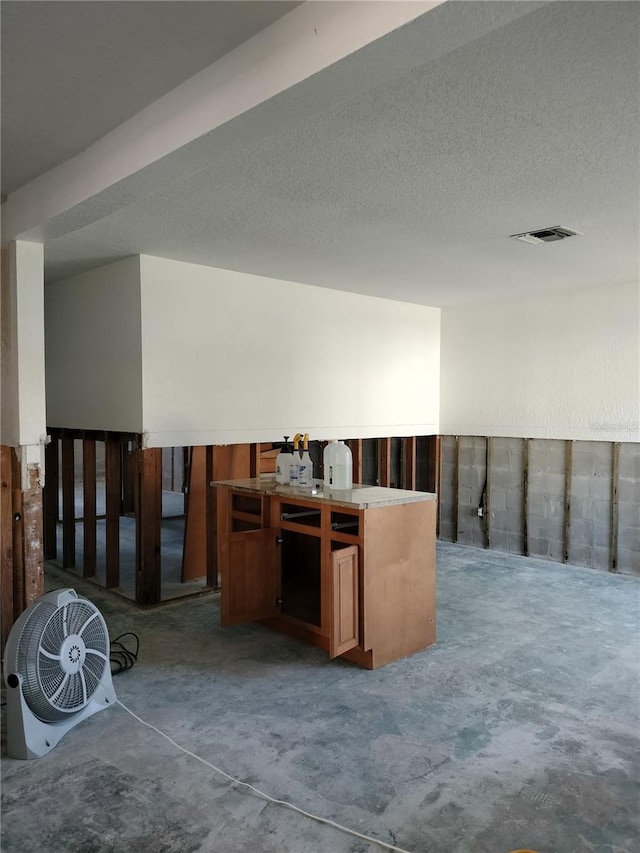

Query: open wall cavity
[41,433,440,607]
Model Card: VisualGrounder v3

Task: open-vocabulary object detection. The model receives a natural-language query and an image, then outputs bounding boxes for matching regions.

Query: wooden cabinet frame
[216,484,436,669]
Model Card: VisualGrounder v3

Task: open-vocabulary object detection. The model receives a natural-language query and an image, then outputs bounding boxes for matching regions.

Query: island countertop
[212,474,436,510]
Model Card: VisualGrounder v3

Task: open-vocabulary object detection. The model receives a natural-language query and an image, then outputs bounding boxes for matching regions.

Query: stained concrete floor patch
[2,542,639,852]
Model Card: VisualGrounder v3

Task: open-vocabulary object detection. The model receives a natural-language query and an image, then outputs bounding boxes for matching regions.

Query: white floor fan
[3,588,116,759]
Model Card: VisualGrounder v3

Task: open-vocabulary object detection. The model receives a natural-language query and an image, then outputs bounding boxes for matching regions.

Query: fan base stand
[6,673,116,760]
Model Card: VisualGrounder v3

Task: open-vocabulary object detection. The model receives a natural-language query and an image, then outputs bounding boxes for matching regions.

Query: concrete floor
[2,542,639,853]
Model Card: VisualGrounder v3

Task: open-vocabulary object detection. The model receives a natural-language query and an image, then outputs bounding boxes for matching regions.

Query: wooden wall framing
[6,427,633,644]
[11,432,441,630]
[1,446,45,649]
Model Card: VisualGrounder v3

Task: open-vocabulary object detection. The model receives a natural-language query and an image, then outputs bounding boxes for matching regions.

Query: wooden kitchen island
[214,476,437,669]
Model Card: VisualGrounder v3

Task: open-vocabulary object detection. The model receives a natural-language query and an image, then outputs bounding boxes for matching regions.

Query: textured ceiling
[4,1,640,307]
[0,0,299,193]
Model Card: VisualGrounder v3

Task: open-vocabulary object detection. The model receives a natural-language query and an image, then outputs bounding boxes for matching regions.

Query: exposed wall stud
[182,446,207,582]
[484,437,492,549]
[11,450,25,616]
[82,437,97,578]
[43,434,59,560]
[121,442,137,516]
[206,446,217,588]
[378,438,391,487]
[249,443,260,478]
[610,442,620,572]
[105,433,121,588]
[17,452,44,609]
[348,439,363,485]
[435,436,442,538]
[563,440,574,563]
[523,438,529,557]
[135,446,162,605]
[1,446,14,649]
[453,436,460,543]
[402,437,417,490]
[61,433,75,569]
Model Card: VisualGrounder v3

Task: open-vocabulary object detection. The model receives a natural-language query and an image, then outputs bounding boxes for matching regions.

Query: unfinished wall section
[569,440,613,571]
[488,437,524,555]
[439,436,639,577]
[618,443,640,573]
[438,436,457,543]
[457,436,486,549]
[527,439,566,563]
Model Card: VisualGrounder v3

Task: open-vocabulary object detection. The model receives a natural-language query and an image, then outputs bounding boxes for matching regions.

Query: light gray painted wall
[45,256,143,432]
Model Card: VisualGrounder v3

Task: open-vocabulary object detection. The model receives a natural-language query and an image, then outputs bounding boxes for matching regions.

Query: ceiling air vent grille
[511,226,581,245]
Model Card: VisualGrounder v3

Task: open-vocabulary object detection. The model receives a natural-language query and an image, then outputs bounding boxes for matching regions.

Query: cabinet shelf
[281,509,321,522]
[231,509,262,525]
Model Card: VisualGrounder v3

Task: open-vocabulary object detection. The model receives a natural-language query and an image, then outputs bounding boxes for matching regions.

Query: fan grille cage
[16,598,109,721]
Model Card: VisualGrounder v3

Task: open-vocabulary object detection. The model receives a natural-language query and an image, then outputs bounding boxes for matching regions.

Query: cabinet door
[220,527,281,627]
[329,545,359,658]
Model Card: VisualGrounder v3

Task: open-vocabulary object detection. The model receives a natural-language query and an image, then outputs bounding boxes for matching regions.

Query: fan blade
[49,671,70,703]
[39,647,62,661]
[78,667,88,705]
[84,648,108,661]
[78,610,99,636]
[62,603,69,637]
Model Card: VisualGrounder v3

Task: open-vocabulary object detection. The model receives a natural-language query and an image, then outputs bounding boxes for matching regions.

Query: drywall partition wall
[45,257,143,432]
[439,280,640,442]
[139,256,440,447]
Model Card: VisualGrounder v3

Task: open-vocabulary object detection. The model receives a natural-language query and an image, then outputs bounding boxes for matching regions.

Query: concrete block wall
[528,439,567,563]
[439,436,457,543]
[439,436,639,577]
[488,437,524,555]
[457,436,486,548]
[617,443,640,573]
[569,441,613,570]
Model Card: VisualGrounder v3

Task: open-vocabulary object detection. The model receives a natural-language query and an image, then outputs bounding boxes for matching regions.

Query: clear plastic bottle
[323,440,352,490]
[298,434,313,487]
[288,433,302,485]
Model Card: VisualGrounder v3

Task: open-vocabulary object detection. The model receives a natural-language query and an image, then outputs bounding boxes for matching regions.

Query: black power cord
[110,632,140,676]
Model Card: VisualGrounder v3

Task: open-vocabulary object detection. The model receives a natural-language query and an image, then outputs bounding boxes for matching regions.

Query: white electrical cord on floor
[116,699,415,853]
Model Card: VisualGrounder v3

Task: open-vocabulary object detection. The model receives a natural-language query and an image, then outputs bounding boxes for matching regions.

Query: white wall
[140,256,440,446]
[440,280,640,442]
[1,242,46,450]
[1,247,19,446]
[45,257,143,432]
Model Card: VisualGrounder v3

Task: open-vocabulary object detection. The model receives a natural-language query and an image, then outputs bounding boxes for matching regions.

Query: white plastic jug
[323,440,352,490]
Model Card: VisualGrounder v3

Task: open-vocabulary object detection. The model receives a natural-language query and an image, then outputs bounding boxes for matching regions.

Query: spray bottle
[298,434,313,487]
[275,436,294,484]
[288,433,302,485]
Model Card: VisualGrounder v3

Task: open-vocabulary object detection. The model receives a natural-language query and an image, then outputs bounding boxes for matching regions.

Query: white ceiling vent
[511,226,581,245]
